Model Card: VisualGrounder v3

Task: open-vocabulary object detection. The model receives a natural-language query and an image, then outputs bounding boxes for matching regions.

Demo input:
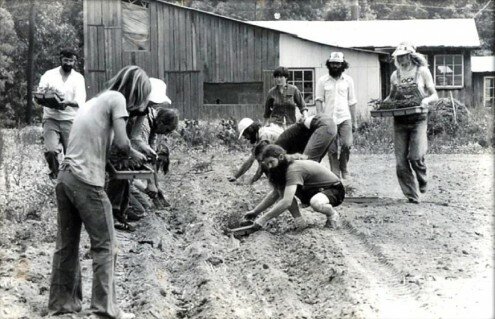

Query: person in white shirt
[36,48,86,179]
[315,52,357,180]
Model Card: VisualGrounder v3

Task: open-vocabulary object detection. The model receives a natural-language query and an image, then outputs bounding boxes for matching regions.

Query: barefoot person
[383,43,438,203]
[241,144,345,236]
[48,65,151,319]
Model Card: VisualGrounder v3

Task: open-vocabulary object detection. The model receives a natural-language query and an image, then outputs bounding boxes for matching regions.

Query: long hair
[106,65,151,111]
[261,144,307,189]
[394,52,428,69]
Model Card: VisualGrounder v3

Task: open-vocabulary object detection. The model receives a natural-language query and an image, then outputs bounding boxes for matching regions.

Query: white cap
[392,43,416,57]
[149,78,172,104]
[237,118,254,139]
[328,52,344,63]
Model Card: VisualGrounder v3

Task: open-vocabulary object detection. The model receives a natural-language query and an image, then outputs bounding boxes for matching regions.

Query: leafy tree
[0,7,18,126]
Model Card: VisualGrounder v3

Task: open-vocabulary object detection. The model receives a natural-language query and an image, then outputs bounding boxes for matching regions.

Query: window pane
[294,81,303,91]
[122,0,150,51]
[445,55,453,65]
[304,70,312,81]
[453,65,462,76]
[293,71,303,81]
[303,81,313,91]
[304,93,313,104]
[453,75,462,86]
[454,55,462,64]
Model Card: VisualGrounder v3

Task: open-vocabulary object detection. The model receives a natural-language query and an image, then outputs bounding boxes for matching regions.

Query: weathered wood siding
[84,0,280,119]
[473,72,495,107]
[279,34,382,121]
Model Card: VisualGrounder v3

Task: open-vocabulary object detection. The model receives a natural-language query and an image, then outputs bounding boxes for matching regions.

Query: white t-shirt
[258,123,284,143]
[315,73,357,125]
[64,91,129,187]
[37,66,86,121]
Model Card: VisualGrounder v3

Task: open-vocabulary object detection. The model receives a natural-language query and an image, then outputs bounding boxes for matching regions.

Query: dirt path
[0,129,493,319]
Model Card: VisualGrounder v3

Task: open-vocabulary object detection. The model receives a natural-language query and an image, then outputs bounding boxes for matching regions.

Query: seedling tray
[370,106,427,118]
[107,163,155,180]
[34,92,64,110]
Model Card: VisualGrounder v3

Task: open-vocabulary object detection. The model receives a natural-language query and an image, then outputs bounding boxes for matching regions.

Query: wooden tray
[370,106,427,118]
[34,92,64,109]
[107,162,155,180]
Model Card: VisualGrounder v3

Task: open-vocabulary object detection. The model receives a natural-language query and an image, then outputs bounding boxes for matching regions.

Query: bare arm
[231,154,256,180]
[249,164,263,184]
[255,185,297,226]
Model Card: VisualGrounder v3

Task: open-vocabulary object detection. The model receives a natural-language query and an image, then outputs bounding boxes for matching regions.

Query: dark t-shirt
[285,160,340,188]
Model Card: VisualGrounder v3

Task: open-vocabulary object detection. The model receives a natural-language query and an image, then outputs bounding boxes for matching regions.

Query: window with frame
[288,69,314,105]
[484,76,495,107]
[122,0,150,51]
[434,54,463,88]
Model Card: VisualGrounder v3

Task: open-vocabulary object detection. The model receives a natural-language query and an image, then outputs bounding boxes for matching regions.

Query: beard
[61,64,73,73]
[266,158,289,190]
[329,67,344,77]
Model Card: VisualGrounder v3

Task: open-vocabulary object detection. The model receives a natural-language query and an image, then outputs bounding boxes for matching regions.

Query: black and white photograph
[0,0,493,318]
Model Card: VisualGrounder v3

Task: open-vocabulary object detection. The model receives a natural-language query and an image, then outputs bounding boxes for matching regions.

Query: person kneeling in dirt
[230,115,338,184]
[240,144,345,236]
[107,78,174,231]
[128,106,179,219]
[228,118,284,183]
[49,65,151,319]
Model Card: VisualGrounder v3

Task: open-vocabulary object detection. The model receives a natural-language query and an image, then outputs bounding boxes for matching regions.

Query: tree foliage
[0,0,82,127]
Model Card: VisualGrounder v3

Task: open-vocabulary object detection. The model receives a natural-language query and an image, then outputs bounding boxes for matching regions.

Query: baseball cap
[149,78,172,104]
[328,52,344,63]
[392,43,416,57]
[237,118,254,139]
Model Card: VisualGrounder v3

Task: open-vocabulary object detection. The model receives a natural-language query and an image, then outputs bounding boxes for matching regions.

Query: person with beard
[315,52,357,180]
[240,144,344,236]
[36,48,86,179]
[48,65,150,319]
[264,66,308,126]
[229,115,337,184]
[383,43,437,204]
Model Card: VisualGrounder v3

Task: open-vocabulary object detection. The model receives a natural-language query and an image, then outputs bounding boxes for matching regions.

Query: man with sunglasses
[37,48,86,179]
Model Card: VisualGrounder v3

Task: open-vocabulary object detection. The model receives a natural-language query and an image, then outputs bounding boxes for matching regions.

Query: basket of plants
[34,86,65,110]
[369,99,428,118]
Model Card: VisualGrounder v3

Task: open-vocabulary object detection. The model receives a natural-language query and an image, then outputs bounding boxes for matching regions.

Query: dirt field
[0,127,493,319]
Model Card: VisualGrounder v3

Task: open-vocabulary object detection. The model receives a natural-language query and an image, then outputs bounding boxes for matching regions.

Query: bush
[354,104,493,154]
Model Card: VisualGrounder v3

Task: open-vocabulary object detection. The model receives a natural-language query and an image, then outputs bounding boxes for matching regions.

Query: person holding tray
[383,43,438,203]
[48,65,150,319]
[36,48,86,179]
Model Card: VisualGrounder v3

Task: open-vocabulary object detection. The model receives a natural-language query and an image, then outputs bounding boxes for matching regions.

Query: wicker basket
[370,105,428,118]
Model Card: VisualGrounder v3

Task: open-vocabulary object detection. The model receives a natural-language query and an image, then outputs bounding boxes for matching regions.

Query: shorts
[296,182,345,207]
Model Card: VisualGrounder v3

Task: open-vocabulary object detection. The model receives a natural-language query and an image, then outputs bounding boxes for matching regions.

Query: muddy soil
[0,128,493,319]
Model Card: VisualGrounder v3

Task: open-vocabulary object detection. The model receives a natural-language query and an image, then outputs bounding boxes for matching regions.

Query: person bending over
[241,144,345,236]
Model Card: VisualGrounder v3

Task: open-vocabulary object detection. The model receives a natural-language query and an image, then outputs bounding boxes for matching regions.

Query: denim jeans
[304,116,337,162]
[328,119,353,177]
[49,169,123,318]
[42,118,73,176]
[393,118,428,201]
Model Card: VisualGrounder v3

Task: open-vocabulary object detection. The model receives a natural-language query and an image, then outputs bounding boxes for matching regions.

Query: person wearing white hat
[315,52,357,181]
[383,42,438,204]
[228,118,285,183]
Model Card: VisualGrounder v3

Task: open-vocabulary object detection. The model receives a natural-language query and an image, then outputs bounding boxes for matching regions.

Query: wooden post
[25,0,36,124]
[449,91,457,125]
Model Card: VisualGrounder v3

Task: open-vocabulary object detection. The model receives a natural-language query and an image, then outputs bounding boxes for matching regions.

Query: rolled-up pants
[393,118,428,201]
[49,168,123,318]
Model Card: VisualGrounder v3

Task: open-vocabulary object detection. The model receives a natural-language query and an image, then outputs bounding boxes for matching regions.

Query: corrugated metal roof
[248,19,481,49]
[471,56,495,72]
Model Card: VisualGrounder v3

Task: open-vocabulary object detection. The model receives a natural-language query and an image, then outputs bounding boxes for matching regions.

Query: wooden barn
[252,19,482,107]
[471,56,495,107]
[83,0,382,120]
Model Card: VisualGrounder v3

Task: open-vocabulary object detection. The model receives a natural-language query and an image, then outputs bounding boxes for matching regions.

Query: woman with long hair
[383,43,438,204]
[242,144,345,236]
[48,65,151,319]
